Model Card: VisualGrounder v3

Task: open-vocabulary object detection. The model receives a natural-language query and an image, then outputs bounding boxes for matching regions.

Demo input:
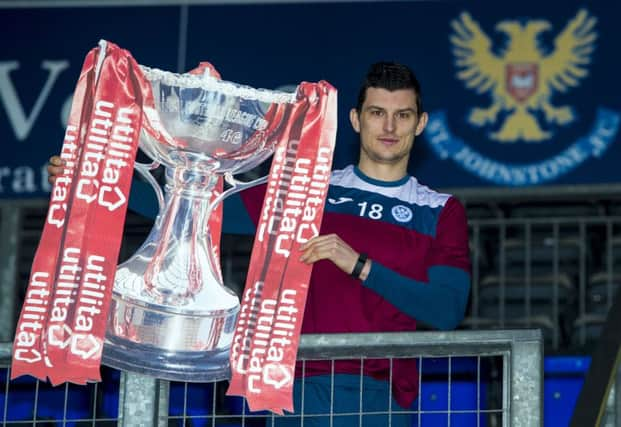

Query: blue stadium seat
[1,368,93,426]
[416,357,489,427]
[544,356,590,427]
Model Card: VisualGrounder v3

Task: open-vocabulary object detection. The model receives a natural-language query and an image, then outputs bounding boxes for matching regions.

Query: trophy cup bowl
[101,65,297,382]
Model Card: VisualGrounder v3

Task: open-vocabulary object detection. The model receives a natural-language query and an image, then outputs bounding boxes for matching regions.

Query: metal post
[0,205,20,342]
[117,371,169,427]
[510,331,544,427]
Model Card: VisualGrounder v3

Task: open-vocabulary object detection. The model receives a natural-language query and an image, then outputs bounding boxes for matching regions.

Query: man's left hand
[298,233,360,276]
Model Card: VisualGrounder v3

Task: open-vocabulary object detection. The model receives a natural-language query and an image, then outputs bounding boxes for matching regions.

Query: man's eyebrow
[364,105,417,113]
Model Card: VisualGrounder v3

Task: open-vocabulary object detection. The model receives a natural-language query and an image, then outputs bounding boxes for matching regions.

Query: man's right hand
[47,156,64,184]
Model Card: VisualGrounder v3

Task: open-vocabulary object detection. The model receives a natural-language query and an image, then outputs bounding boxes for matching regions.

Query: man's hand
[47,156,64,184]
[299,233,368,278]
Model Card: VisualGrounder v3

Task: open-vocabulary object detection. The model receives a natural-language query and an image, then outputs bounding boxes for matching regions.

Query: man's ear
[349,108,361,133]
[415,112,429,136]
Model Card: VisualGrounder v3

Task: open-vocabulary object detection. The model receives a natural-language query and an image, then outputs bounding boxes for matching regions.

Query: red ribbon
[13,41,156,384]
[227,82,337,413]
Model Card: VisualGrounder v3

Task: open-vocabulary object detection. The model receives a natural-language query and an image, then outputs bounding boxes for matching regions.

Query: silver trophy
[101,63,298,382]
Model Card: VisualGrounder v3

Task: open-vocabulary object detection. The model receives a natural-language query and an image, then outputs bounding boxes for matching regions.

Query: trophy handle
[207,173,268,213]
[134,160,165,211]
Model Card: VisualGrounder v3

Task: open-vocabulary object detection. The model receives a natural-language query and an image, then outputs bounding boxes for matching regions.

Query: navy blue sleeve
[222,191,256,235]
[128,179,159,219]
[362,262,471,330]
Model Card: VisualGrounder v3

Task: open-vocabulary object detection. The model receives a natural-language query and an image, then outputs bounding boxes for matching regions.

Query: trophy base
[102,290,239,382]
[102,334,231,382]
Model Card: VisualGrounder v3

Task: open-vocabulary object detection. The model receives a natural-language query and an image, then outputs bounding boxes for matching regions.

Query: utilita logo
[257,142,331,257]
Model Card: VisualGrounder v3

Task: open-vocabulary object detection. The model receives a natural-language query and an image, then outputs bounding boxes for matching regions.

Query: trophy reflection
[102,64,296,382]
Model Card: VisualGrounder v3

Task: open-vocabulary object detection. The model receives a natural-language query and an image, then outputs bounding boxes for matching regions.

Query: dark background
[1,0,619,198]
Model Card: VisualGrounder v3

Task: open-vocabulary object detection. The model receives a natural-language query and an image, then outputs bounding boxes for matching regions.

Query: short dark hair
[356,62,424,116]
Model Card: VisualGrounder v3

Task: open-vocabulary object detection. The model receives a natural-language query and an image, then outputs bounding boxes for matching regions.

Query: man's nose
[383,115,395,133]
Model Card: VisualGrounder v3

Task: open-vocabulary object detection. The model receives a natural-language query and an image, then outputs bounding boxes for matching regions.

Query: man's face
[350,87,427,168]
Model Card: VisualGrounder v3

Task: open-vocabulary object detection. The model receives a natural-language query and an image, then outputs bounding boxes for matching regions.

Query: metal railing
[465,215,621,352]
[1,329,542,426]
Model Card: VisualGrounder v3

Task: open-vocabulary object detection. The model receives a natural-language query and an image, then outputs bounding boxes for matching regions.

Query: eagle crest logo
[450,9,597,142]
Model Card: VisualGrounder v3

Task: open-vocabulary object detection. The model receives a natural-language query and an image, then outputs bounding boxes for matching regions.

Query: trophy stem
[142,166,223,305]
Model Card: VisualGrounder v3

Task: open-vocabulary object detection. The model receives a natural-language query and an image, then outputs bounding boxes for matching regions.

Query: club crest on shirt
[391,205,413,223]
[424,9,620,186]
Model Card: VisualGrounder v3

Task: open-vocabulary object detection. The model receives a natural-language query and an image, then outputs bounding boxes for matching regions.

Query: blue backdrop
[1,0,619,199]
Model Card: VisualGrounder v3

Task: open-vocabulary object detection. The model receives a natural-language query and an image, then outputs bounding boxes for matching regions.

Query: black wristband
[351,253,368,279]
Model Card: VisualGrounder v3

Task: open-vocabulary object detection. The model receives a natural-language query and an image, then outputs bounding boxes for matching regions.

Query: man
[48,62,471,426]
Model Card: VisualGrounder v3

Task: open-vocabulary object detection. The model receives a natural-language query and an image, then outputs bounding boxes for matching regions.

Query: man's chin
[369,156,409,167]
